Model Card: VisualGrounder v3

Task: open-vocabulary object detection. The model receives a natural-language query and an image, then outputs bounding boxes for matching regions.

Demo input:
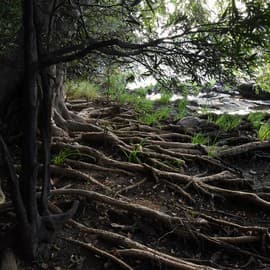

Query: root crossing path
[5,98,270,269]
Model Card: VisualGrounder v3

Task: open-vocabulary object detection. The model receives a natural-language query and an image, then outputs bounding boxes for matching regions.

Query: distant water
[128,78,270,115]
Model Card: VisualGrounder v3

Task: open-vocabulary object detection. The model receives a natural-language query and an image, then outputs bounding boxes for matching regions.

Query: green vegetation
[133,86,151,98]
[207,145,218,158]
[140,106,170,125]
[247,112,270,141]
[191,133,209,145]
[52,148,95,165]
[65,80,100,100]
[191,133,217,157]
[105,71,127,101]
[258,123,270,141]
[248,112,266,129]
[215,114,242,132]
[256,54,270,93]
[106,79,172,125]
[123,141,145,163]
[175,98,188,120]
[158,91,172,105]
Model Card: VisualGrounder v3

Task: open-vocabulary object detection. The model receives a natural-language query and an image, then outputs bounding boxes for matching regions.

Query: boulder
[177,116,202,128]
[238,83,270,100]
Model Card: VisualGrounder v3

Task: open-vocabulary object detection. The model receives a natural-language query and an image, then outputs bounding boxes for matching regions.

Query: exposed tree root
[4,99,270,269]
[51,189,183,224]
[116,248,216,270]
[217,141,270,157]
[51,165,111,191]
[65,159,135,177]
[64,238,134,270]
[51,204,218,270]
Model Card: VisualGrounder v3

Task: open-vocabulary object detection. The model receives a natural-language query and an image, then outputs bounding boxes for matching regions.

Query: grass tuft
[65,80,100,100]
[248,112,266,130]
[258,123,270,141]
[191,133,209,145]
[215,114,241,131]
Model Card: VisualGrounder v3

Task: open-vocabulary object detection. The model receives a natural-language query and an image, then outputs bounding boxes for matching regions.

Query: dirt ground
[2,98,270,270]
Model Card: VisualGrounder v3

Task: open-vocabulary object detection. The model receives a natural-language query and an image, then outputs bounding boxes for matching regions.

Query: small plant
[256,59,270,93]
[248,112,266,129]
[105,71,127,101]
[135,98,154,114]
[191,133,209,145]
[52,148,95,165]
[140,106,170,125]
[123,142,144,163]
[158,91,172,105]
[207,145,218,158]
[65,80,100,100]
[258,123,270,141]
[215,114,241,132]
[134,86,152,97]
[175,98,187,120]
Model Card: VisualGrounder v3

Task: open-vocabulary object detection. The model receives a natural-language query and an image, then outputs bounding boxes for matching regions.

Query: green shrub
[248,112,266,129]
[134,86,152,97]
[140,106,170,125]
[158,91,172,105]
[175,98,188,120]
[215,114,241,131]
[256,60,270,93]
[258,123,270,141]
[52,148,95,165]
[191,133,209,145]
[65,80,100,100]
[105,72,127,101]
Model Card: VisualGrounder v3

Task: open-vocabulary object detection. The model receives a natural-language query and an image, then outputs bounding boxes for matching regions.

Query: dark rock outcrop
[238,83,270,100]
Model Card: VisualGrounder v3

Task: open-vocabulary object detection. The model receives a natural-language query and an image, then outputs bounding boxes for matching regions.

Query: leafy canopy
[1,0,270,85]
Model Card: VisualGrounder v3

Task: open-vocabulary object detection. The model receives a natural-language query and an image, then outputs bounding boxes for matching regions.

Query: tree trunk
[0,0,78,261]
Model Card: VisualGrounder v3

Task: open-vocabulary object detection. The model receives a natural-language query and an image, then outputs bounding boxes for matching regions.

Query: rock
[238,83,270,100]
[176,116,203,129]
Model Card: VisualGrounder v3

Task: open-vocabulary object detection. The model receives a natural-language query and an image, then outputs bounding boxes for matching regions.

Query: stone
[238,83,270,100]
[176,116,202,129]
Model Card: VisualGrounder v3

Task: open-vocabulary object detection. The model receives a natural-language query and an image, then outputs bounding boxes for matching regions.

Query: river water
[147,91,270,115]
[128,78,270,115]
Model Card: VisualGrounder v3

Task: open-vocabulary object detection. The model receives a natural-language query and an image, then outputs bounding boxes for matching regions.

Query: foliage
[133,86,151,98]
[158,91,173,105]
[109,81,171,125]
[191,133,209,145]
[105,71,128,101]
[140,106,170,125]
[65,80,100,100]
[52,148,95,166]
[256,58,270,93]
[248,112,266,129]
[258,123,270,141]
[175,98,188,120]
[0,0,21,53]
[215,114,242,131]
[123,139,147,163]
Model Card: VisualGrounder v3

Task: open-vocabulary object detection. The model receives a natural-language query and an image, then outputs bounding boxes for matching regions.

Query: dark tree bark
[0,0,78,261]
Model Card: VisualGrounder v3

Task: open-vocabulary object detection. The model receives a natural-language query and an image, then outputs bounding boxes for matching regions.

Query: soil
[2,98,270,270]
